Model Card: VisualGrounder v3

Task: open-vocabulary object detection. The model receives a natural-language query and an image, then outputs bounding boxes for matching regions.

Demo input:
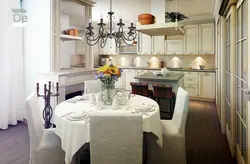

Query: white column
[229,4,236,157]
[247,0,250,161]
[220,16,226,135]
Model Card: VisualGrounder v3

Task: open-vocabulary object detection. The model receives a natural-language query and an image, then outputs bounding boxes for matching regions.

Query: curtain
[0,0,25,129]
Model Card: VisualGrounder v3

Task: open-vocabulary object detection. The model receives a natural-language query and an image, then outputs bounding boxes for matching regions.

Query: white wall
[23,0,52,98]
[165,0,213,17]
[92,0,151,23]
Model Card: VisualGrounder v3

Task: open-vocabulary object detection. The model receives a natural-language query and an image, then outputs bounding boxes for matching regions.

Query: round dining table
[54,94,163,164]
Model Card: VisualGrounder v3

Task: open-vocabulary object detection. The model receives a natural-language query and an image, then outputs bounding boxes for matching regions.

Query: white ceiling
[165,0,215,17]
[92,0,215,22]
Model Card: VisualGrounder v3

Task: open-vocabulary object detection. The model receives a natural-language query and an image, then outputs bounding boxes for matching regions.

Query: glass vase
[102,83,116,105]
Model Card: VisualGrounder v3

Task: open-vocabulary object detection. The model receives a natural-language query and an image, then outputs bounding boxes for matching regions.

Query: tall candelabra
[36,81,59,129]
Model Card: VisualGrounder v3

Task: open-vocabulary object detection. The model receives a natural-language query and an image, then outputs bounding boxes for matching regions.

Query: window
[225,15,231,130]
[236,0,247,161]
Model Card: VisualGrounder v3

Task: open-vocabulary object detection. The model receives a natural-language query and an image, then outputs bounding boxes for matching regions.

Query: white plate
[136,106,155,112]
[66,112,88,121]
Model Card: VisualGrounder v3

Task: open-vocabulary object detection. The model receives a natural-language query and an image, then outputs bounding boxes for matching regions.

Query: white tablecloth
[54,95,162,164]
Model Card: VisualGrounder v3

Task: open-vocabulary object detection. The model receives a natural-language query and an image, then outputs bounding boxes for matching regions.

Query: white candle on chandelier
[119,12,123,19]
[100,13,104,23]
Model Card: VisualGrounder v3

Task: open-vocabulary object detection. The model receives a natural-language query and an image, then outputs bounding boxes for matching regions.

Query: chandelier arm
[100,37,108,48]
[121,37,134,46]
[122,31,137,42]
[115,37,121,48]
[86,36,101,46]
[85,32,100,42]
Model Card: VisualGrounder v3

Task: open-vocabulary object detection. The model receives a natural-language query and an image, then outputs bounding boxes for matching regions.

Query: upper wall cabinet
[165,40,183,54]
[152,36,165,54]
[184,25,199,54]
[137,32,152,54]
[198,23,214,54]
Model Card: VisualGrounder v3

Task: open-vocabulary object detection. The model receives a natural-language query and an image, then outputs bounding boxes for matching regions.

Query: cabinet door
[124,70,137,91]
[199,73,215,99]
[199,23,214,54]
[115,74,124,89]
[152,36,165,54]
[165,40,183,54]
[184,25,199,54]
[183,72,199,97]
[138,32,152,54]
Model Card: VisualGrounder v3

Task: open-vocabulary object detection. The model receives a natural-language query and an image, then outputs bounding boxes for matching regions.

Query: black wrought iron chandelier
[85,0,137,48]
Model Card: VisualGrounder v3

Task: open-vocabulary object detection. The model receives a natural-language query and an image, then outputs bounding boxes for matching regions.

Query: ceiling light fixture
[85,0,137,48]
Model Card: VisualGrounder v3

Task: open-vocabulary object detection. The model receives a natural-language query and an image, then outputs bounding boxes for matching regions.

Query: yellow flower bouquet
[95,64,122,84]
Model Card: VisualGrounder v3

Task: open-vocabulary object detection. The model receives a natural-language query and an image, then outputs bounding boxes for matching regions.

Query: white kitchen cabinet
[198,23,214,54]
[165,40,183,54]
[184,25,199,54]
[137,32,152,54]
[199,72,215,99]
[183,72,199,97]
[115,74,125,89]
[152,36,165,54]
[124,70,138,90]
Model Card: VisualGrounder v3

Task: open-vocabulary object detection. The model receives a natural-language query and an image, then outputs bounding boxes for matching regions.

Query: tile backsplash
[109,55,215,69]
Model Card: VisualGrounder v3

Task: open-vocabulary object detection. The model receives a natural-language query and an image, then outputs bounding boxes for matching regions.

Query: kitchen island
[134,72,184,93]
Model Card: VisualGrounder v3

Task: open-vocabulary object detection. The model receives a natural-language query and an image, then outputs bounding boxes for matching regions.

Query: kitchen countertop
[95,66,216,72]
[121,67,215,73]
[134,72,184,82]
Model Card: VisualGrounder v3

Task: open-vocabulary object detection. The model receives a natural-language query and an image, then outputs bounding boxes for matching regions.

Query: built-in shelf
[100,53,215,56]
[136,22,184,36]
[60,34,83,41]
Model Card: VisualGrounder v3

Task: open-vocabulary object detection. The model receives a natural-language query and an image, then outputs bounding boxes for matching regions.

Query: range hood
[136,22,184,36]
[136,0,184,36]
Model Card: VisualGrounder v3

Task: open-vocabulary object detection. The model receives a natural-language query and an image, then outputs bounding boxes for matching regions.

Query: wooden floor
[0,101,236,164]
[186,101,236,164]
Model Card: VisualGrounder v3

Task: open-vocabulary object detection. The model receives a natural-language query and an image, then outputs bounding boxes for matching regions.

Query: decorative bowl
[138,14,154,25]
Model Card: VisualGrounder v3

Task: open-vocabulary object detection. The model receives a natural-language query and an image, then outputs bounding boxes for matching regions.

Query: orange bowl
[138,18,154,25]
[138,14,154,25]
[138,13,153,19]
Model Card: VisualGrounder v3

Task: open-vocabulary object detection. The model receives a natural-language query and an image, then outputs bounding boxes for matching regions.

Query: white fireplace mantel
[37,69,97,109]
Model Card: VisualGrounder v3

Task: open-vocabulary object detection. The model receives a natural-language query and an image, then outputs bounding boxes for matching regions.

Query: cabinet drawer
[184,85,198,97]
[185,88,197,97]
[184,72,198,78]
[184,77,197,85]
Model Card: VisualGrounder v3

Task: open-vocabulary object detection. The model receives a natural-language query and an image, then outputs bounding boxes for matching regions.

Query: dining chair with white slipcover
[89,113,143,164]
[25,92,67,164]
[145,87,189,164]
[84,80,102,94]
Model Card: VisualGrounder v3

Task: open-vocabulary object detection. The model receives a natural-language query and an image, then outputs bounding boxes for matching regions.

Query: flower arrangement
[95,64,122,84]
